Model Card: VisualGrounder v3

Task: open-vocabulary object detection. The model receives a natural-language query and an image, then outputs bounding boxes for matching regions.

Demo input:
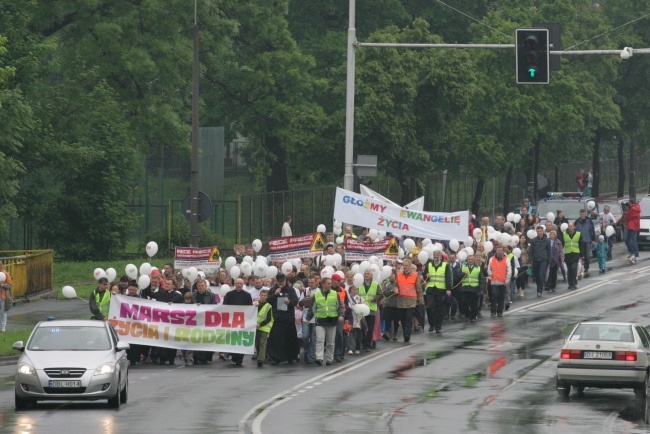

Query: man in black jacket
[529,227,551,297]
[266,274,299,364]
[223,278,253,366]
[156,277,183,365]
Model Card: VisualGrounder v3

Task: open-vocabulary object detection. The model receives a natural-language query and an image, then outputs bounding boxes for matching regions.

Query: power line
[565,12,650,50]
[433,0,513,40]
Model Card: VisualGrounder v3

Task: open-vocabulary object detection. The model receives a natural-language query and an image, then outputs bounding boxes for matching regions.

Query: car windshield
[570,324,634,342]
[537,201,586,221]
[640,200,650,218]
[27,326,112,351]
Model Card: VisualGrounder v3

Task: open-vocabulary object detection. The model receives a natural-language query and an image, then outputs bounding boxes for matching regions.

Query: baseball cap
[331,274,344,282]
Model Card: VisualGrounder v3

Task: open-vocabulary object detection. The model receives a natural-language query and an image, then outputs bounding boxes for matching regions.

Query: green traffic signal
[528,67,537,78]
[516,29,549,84]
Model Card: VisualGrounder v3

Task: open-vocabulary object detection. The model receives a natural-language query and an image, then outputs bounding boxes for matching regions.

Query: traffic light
[516,29,549,85]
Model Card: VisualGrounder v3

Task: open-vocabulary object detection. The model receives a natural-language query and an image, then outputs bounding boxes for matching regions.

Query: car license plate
[583,351,612,359]
[48,380,81,388]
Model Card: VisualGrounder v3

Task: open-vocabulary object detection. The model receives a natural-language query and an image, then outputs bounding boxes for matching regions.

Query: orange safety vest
[396,272,418,298]
[490,255,508,283]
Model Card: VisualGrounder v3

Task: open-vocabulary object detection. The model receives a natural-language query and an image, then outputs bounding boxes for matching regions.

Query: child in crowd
[346,287,364,354]
[443,289,458,320]
[595,235,608,273]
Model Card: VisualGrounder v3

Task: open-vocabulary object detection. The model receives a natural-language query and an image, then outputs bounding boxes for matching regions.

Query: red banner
[268,233,325,261]
[344,237,399,262]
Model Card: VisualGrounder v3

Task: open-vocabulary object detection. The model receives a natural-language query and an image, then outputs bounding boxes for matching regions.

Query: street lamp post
[343,0,356,192]
[190,0,200,247]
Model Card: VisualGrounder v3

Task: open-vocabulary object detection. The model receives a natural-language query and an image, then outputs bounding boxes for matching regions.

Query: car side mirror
[116,341,130,352]
[12,341,25,352]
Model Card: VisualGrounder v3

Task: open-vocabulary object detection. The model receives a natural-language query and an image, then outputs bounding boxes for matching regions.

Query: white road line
[509,280,613,314]
[240,346,409,434]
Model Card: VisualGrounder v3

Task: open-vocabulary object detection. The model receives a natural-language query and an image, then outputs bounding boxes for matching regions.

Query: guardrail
[0,250,53,298]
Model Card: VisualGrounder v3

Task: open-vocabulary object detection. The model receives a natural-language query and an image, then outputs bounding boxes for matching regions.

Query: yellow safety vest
[462,265,481,287]
[358,281,379,311]
[564,231,581,254]
[95,290,111,318]
[314,289,339,318]
[257,303,274,333]
[427,262,448,290]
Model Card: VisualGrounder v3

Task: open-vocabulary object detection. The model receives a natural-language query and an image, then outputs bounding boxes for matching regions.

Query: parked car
[557,321,650,403]
[639,195,650,250]
[536,192,599,225]
[596,199,627,242]
[13,320,129,409]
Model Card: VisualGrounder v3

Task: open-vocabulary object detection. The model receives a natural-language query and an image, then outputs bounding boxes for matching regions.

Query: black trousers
[231,353,244,364]
[425,293,445,331]
[383,306,399,336]
[398,307,414,338]
[489,285,506,315]
[363,314,376,349]
[567,259,579,287]
[547,264,558,289]
[462,292,478,320]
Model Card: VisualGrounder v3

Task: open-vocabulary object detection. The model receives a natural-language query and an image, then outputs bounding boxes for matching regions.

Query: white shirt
[246,285,268,302]
[282,222,292,237]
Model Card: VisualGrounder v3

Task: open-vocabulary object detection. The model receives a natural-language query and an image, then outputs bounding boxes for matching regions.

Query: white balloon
[434,242,443,252]
[219,284,231,299]
[333,227,342,236]
[511,235,520,246]
[378,231,386,238]
[186,267,198,282]
[403,239,416,251]
[418,250,429,264]
[587,200,596,211]
[356,304,370,317]
[449,239,459,252]
[561,223,569,232]
[138,275,150,290]
[398,248,405,259]
[487,225,495,234]
[359,261,371,273]
[230,266,241,280]
[380,265,392,281]
[125,264,138,280]
[321,266,334,279]
[422,238,432,246]
[513,214,522,224]
[369,263,379,274]
[465,247,475,256]
[291,258,302,269]
[243,255,254,265]
[281,261,293,275]
[457,251,468,262]
[254,261,268,276]
[353,273,364,288]
[146,241,158,258]
[504,222,513,230]
[139,263,152,276]
[105,268,117,282]
[336,237,343,245]
[317,224,326,233]
[93,268,106,281]
[467,236,474,246]
[368,228,378,239]
[369,255,379,264]
[546,212,556,222]
[506,212,515,222]
[241,262,252,276]
[224,257,237,271]
[605,226,616,237]
[527,229,536,239]
[252,239,263,253]
[334,220,342,229]
[266,266,278,279]
[484,241,494,253]
[255,255,266,264]
[181,268,189,278]
[351,263,360,274]
[333,253,343,266]
[513,247,522,258]
[62,285,76,299]
[473,228,483,239]
[374,237,380,243]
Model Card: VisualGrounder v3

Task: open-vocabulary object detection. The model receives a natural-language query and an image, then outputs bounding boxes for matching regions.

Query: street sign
[182,191,212,223]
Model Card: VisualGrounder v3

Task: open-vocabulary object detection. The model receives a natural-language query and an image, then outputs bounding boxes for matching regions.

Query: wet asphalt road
[1,244,650,433]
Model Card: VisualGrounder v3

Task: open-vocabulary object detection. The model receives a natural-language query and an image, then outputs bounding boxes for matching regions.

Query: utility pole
[343,0,356,192]
[190,0,200,247]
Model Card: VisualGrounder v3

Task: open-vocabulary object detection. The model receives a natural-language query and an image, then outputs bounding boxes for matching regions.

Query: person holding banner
[156,277,184,365]
[192,280,218,364]
[359,269,383,351]
[223,278,253,367]
[308,277,344,366]
[423,250,452,334]
[396,259,424,342]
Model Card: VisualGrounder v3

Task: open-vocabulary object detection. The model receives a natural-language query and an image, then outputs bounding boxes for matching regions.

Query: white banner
[359,185,424,211]
[108,294,257,354]
[333,187,469,241]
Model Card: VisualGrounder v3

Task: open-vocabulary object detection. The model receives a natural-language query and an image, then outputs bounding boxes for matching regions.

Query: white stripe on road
[509,280,613,314]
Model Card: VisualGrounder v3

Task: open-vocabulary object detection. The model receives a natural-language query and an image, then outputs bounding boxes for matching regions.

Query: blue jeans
[302,321,316,362]
[626,230,639,258]
[534,261,548,293]
[334,320,344,358]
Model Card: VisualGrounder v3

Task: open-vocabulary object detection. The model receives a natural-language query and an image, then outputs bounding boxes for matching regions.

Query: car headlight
[95,363,116,376]
[18,363,36,376]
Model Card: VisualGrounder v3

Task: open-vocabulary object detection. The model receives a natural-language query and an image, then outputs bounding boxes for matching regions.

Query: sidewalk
[5,296,91,332]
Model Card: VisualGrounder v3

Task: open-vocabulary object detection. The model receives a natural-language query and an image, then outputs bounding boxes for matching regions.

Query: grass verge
[0,329,32,357]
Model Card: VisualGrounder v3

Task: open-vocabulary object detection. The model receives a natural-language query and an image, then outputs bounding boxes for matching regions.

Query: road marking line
[509,280,612,314]
[240,346,409,434]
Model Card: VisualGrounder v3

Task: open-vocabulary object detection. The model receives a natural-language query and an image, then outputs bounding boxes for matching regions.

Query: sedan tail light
[561,349,581,359]
[614,351,637,361]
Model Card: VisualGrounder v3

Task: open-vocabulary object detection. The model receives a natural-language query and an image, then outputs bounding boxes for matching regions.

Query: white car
[557,322,650,398]
[14,320,130,409]
[639,197,650,249]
